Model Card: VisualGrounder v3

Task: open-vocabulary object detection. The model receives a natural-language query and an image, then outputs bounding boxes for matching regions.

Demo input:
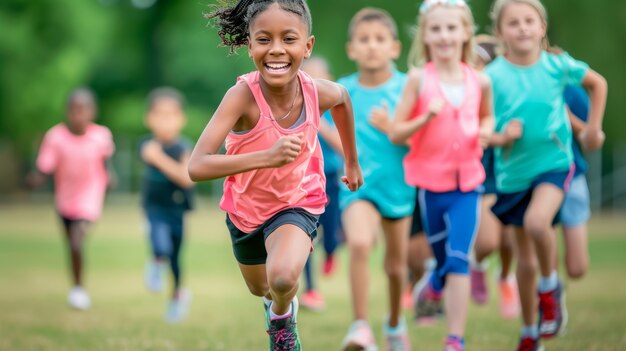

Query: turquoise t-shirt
[486,51,588,193]
[319,111,343,174]
[337,70,415,217]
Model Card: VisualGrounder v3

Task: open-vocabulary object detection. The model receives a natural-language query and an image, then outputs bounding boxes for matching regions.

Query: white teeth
[266,63,289,69]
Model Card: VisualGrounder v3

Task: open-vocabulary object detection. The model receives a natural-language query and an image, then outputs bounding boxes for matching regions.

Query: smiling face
[247,3,314,89]
[497,2,546,57]
[422,6,470,63]
[347,20,400,72]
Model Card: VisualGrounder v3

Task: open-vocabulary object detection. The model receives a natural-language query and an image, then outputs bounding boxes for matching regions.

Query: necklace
[273,83,299,121]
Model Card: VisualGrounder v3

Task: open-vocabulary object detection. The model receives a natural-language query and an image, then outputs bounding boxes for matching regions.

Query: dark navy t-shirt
[564,85,590,176]
[140,136,194,213]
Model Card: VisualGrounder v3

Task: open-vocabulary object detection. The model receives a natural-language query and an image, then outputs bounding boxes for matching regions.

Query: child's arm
[318,119,343,155]
[568,107,586,136]
[579,69,608,151]
[489,120,523,147]
[478,72,495,148]
[389,69,442,144]
[316,79,362,191]
[142,140,194,189]
[188,84,304,181]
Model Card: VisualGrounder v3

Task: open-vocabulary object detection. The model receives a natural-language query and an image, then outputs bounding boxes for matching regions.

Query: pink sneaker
[470,267,488,305]
[300,289,325,312]
[498,277,520,319]
[322,255,337,276]
[402,287,413,310]
[443,337,464,351]
[342,320,378,351]
[415,283,443,326]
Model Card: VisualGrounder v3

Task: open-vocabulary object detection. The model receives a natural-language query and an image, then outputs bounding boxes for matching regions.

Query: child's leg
[474,194,501,263]
[64,220,89,286]
[514,226,538,330]
[170,220,184,298]
[303,256,314,291]
[408,234,431,288]
[443,191,480,338]
[381,216,411,327]
[265,224,312,315]
[562,224,588,279]
[524,184,563,279]
[342,201,381,321]
[499,225,516,279]
[320,175,341,258]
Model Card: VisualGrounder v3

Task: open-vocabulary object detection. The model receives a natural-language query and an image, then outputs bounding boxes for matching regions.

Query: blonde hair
[408,2,476,68]
[490,0,549,50]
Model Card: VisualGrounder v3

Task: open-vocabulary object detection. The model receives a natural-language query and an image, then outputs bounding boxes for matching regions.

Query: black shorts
[226,208,319,265]
[410,189,424,237]
[59,214,88,232]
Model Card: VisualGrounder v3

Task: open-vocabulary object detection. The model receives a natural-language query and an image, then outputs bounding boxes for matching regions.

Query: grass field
[1,195,625,351]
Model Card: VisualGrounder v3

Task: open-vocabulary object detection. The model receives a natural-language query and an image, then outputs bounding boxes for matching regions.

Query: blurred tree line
[0,0,624,194]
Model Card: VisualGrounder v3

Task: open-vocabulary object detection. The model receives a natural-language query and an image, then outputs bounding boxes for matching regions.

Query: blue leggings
[418,189,480,292]
[146,209,185,289]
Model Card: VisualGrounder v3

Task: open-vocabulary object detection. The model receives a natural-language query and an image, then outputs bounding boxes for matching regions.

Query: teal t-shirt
[337,70,415,217]
[486,51,588,193]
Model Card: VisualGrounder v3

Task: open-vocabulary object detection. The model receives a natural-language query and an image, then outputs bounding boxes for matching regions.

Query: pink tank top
[219,70,327,232]
[404,62,485,192]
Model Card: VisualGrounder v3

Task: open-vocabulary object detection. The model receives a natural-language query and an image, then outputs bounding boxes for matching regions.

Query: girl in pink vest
[190,1,362,349]
[390,1,494,350]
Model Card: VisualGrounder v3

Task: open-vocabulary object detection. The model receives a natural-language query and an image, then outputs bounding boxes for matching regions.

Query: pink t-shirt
[36,123,115,221]
[404,62,485,192]
[219,70,327,233]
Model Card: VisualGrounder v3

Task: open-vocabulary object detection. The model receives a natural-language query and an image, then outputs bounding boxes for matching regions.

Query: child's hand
[504,119,523,146]
[369,101,391,133]
[266,133,303,167]
[479,125,493,149]
[427,98,444,119]
[579,127,605,151]
[141,140,164,164]
[341,163,363,192]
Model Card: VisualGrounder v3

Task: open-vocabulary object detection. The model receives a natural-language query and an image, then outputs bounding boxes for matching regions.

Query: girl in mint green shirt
[486,0,607,349]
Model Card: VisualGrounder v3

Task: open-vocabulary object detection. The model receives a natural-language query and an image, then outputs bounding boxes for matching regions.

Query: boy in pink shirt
[29,88,115,310]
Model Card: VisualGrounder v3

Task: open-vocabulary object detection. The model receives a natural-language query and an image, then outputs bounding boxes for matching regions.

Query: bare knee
[267,274,298,296]
[524,215,552,239]
[517,256,537,276]
[384,259,406,280]
[566,263,587,280]
[349,240,373,261]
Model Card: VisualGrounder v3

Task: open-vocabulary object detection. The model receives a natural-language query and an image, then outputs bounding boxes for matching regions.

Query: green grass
[1,196,625,351]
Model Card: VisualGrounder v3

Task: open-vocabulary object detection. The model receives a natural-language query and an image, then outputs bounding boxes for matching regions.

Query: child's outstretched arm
[389,68,442,144]
[316,79,362,192]
[478,72,495,148]
[579,69,608,151]
[188,84,304,181]
[142,140,194,189]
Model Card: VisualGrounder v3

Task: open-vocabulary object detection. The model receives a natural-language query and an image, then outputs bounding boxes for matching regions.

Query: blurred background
[0,0,625,206]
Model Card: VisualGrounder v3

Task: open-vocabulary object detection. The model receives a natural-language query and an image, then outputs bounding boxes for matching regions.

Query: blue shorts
[491,168,573,227]
[226,208,319,265]
[559,174,590,228]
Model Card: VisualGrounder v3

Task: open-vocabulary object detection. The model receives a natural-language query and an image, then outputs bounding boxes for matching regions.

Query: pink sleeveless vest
[219,70,327,232]
[404,62,485,192]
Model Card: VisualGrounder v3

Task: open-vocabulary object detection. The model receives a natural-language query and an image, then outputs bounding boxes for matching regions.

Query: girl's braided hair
[207,0,312,54]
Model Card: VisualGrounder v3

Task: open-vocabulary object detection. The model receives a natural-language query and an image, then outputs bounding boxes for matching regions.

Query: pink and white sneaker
[342,320,378,351]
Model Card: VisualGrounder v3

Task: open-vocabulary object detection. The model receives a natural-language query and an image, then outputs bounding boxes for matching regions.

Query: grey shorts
[226,208,319,265]
[559,174,591,228]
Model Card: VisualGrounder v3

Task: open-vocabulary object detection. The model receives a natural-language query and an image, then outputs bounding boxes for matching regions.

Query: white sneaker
[166,289,192,323]
[68,286,91,310]
[145,260,165,293]
[342,320,378,351]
